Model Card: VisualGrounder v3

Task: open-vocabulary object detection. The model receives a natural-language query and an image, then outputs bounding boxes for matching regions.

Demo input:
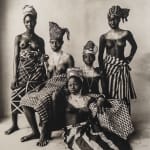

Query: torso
[65,95,91,125]
[82,67,101,94]
[18,33,43,60]
[48,51,71,75]
[104,29,128,60]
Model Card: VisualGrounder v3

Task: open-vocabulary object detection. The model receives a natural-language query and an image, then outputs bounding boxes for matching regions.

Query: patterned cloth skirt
[20,74,67,123]
[64,121,132,150]
[11,58,46,114]
[104,55,136,102]
[89,98,134,140]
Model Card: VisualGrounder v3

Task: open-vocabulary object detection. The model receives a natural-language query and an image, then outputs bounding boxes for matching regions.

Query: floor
[0,101,150,150]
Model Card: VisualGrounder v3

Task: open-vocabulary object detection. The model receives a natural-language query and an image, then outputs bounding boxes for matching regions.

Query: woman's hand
[125,56,133,64]
[11,78,18,90]
[97,97,112,114]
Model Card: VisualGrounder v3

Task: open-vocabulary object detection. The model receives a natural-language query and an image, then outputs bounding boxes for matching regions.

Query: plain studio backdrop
[0,0,150,139]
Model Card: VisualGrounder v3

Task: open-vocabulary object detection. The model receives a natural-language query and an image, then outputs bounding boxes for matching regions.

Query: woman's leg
[36,105,52,147]
[36,121,51,146]
[5,112,19,135]
[21,106,40,142]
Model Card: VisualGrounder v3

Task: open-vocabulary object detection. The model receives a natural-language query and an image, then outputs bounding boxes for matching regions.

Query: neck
[111,27,120,32]
[84,64,94,70]
[53,50,62,55]
[26,30,34,35]
[71,93,80,97]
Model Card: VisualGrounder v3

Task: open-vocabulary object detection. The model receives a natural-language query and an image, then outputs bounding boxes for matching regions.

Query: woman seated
[81,40,134,140]
[20,22,74,146]
[64,67,132,150]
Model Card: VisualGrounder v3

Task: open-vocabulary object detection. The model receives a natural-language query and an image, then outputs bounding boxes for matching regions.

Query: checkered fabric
[21,74,67,123]
[96,99,134,139]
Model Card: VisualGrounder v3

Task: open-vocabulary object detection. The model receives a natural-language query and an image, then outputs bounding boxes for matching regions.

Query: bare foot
[36,122,51,147]
[21,133,40,142]
[36,134,50,147]
[5,125,19,135]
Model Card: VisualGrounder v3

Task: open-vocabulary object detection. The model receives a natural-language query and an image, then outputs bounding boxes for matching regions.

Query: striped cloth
[64,96,132,150]
[20,74,67,123]
[104,55,136,102]
[11,52,46,114]
[64,119,131,150]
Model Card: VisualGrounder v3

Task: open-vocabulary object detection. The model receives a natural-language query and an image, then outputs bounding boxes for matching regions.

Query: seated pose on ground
[20,22,74,146]
[98,5,137,114]
[5,5,47,135]
[64,67,132,150]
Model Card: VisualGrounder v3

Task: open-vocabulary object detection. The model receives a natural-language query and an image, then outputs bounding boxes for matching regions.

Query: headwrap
[83,41,98,55]
[23,5,37,19]
[108,5,130,22]
[67,67,83,81]
[49,22,70,41]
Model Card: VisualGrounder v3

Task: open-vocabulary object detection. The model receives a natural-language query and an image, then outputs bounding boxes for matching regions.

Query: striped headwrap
[108,5,130,22]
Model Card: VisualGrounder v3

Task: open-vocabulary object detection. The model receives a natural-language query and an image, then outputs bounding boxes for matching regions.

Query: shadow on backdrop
[0,0,7,121]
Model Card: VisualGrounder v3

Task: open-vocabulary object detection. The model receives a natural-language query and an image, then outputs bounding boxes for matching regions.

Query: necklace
[83,66,95,93]
[69,94,85,108]
[51,51,63,71]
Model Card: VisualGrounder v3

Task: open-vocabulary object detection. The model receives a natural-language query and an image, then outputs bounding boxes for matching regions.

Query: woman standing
[20,22,74,146]
[5,5,46,135]
[98,5,137,113]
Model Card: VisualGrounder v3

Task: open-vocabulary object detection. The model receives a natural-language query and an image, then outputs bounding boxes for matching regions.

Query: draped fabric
[11,50,46,114]
[20,74,67,123]
[89,99,134,140]
[104,55,136,102]
[64,101,132,150]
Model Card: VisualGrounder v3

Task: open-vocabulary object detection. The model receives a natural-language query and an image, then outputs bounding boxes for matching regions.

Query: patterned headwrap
[67,67,83,81]
[23,5,37,19]
[49,22,70,41]
[83,41,98,55]
[108,5,130,22]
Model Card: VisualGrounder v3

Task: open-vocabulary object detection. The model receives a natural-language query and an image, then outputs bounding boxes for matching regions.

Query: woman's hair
[107,5,130,23]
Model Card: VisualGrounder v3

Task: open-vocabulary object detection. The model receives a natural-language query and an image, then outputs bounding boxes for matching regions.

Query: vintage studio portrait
[0,0,150,150]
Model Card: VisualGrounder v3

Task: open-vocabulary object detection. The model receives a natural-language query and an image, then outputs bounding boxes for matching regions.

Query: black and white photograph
[0,0,150,149]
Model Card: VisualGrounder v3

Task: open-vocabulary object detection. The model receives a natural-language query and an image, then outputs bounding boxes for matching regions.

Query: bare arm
[68,54,75,68]
[39,38,45,55]
[11,35,20,89]
[98,35,106,72]
[13,35,20,81]
[126,31,137,63]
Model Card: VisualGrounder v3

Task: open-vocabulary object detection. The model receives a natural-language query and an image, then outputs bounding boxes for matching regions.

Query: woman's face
[83,53,95,66]
[24,15,36,31]
[50,39,63,52]
[108,15,120,29]
[68,77,82,95]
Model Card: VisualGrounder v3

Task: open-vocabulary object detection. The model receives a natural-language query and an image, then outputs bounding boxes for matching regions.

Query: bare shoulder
[100,33,107,40]
[63,52,74,61]
[15,34,22,41]
[35,34,44,44]
[120,29,133,37]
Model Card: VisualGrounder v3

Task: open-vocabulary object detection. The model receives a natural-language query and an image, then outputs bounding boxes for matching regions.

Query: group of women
[5,4,137,150]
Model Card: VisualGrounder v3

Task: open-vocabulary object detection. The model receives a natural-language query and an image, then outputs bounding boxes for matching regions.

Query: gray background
[0,0,150,127]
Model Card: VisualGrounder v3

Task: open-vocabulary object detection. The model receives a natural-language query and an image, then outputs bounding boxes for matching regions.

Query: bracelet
[98,94,105,99]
